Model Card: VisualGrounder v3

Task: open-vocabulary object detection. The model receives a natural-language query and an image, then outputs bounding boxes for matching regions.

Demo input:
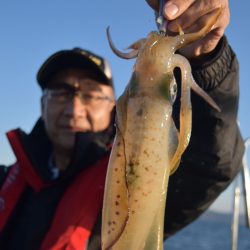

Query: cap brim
[37,50,112,89]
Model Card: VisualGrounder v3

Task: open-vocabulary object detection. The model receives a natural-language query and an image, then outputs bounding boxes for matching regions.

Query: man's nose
[64,95,87,117]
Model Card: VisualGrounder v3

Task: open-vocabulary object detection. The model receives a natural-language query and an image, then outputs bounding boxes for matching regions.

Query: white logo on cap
[103,60,112,79]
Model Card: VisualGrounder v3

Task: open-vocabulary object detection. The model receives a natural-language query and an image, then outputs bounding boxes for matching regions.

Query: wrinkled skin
[102,9,221,250]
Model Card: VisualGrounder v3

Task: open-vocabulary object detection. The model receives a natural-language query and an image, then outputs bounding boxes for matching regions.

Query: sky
[0,1,249,215]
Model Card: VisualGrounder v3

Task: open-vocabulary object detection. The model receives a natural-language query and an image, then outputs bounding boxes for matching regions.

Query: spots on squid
[143,149,149,157]
[150,151,162,163]
[108,221,116,227]
[114,168,118,172]
[156,154,162,163]
[107,221,113,235]
[127,160,141,183]
[128,161,135,175]
[108,220,117,232]
[146,179,153,185]
[116,153,122,157]
[116,211,120,216]
[116,180,120,184]
[140,188,154,198]
[136,108,143,116]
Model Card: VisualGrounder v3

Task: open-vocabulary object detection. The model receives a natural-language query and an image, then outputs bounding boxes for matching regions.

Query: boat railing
[231,137,250,250]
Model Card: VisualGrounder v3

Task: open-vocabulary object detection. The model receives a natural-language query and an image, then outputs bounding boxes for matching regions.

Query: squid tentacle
[169,54,192,173]
[106,27,139,59]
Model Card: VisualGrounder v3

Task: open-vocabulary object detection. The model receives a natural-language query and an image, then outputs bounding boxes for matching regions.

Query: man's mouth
[59,125,87,133]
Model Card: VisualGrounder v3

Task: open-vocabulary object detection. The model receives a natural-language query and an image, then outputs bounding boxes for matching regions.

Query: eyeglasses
[43,88,114,108]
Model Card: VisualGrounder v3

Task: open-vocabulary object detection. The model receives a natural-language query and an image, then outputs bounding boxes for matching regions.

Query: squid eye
[170,78,177,104]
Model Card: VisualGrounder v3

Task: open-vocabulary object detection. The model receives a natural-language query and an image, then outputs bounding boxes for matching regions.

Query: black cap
[37,48,113,89]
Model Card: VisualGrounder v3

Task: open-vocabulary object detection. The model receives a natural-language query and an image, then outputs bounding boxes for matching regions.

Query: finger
[178,28,224,58]
[163,0,195,20]
[170,9,220,33]
[186,14,227,36]
[168,4,229,34]
[194,28,224,54]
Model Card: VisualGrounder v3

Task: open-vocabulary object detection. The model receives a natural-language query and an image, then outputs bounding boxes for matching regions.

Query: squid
[101,9,221,250]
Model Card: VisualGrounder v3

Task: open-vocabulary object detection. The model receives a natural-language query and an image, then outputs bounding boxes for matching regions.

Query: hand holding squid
[146,0,230,58]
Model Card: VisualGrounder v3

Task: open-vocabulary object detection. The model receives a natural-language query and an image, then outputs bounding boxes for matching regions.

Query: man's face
[41,68,115,152]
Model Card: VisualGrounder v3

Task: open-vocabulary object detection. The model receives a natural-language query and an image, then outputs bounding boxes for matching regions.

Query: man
[0,48,116,249]
[0,0,244,249]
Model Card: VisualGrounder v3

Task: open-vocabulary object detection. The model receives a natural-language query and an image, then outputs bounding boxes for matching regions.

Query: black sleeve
[164,36,245,238]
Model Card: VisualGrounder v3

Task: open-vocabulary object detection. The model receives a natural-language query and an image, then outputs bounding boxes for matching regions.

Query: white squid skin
[102,9,221,250]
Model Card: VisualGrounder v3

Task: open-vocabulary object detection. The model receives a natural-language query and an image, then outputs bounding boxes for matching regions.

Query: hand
[146,0,230,59]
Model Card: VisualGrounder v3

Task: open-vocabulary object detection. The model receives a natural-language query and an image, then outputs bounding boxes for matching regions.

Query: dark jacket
[164,36,244,237]
[0,36,244,249]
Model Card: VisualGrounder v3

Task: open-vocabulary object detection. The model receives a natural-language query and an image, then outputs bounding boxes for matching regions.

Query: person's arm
[145,0,245,238]
[164,36,244,238]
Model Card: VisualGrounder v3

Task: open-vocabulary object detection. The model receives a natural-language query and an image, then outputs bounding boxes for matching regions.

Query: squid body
[102,9,221,250]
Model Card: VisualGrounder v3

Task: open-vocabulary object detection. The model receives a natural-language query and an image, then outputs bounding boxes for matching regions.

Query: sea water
[164,212,250,250]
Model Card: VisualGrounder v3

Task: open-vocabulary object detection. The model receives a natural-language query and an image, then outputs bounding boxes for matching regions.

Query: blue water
[164,214,250,250]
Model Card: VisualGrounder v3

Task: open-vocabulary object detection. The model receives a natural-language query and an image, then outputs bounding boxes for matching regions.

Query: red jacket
[0,128,110,250]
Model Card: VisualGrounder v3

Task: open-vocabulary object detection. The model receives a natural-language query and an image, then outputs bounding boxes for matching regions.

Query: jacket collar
[7,118,114,188]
